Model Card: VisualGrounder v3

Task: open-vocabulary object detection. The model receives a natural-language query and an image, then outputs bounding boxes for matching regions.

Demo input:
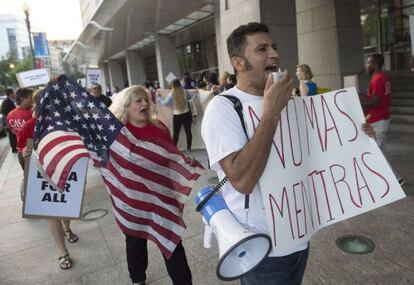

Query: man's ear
[230,57,244,74]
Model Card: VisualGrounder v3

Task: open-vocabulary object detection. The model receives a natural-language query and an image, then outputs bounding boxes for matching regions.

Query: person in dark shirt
[91,83,112,107]
[1,89,17,152]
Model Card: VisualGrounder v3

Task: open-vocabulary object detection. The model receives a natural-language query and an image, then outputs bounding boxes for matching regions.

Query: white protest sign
[343,74,359,91]
[86,68,102,89]
[244,88,405,255]
[23,156,88,219]
[165,72,177,85]
[16,68,50,87]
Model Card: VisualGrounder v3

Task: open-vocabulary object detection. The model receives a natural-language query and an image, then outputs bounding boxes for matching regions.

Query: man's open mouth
[265,65,278,74]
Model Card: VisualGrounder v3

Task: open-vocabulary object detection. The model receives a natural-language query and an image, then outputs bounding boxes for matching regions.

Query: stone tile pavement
[0,132,412,285]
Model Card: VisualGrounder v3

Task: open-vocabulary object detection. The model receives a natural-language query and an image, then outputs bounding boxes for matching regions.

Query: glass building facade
[360,0,414,70]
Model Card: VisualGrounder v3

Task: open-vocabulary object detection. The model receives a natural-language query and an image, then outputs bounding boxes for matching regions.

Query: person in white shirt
[201,22,375,285]
[157,79,193,151]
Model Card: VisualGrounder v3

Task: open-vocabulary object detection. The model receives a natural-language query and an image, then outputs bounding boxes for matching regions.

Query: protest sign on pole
[16,68,50,87]
[23,156,88,219]
[86,68,102,89]
[243,88,405,254]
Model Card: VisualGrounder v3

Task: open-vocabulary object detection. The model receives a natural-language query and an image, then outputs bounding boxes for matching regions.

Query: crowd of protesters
[1,20,410,285]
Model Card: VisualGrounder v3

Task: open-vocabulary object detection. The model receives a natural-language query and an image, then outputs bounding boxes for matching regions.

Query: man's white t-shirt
[201,86,308,257]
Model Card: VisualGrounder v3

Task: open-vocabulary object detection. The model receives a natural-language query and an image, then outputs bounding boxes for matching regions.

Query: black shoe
[11,149,18,153]
[398,178,405,186]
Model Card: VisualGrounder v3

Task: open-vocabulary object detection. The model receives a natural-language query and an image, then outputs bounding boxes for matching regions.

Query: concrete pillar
[215,0,297,75]
[260,0,298,75]
[125,50,146,86]
[155,34,181,89]
[216,0,261,74]
[108,60,124,90]
[99,62,110,91]
[296,0,364,89]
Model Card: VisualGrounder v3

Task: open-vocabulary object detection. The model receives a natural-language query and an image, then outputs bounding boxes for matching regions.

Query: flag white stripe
[102,169,182,217]
[105,156,188,202]
[112,210,178,253]
[41,140,86,171]
[111,140,192,186]
[37,130,80,152]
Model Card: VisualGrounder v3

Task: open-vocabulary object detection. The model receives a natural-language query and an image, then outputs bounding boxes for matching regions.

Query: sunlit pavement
[0,133,412,284]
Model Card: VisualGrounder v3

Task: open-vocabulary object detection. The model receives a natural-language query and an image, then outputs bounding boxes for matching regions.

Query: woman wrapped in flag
[33,77,205,285]
[109,85,196,285]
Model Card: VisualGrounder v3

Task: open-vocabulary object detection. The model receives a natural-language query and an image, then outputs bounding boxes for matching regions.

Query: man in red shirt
[6,88,33,169]
[360,53,404,185]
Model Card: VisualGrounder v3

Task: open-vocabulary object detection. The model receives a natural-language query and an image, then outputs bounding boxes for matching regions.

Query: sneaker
[398,178,405,186]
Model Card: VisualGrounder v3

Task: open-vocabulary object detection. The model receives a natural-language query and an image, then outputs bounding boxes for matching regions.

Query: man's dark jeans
[240,247,309,285]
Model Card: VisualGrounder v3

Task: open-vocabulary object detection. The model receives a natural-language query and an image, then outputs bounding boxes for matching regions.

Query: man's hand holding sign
[244,87,405,254]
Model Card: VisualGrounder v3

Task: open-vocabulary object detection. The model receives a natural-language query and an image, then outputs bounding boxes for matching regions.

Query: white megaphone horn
[195,186,272,281]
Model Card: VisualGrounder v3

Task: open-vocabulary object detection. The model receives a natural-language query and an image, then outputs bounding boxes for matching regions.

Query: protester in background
[7,88,33,170]
[105,85,112,97]
[224,74,237,91]
[201,22,376,285]
[157,79,193,152]
[144,80,157,103]
[360,53,404,185]
[197,72,208,89]
[18,88,79,270]
[296,64,317,96]
[1,88,17,152]
[109,85,193,285]
[182,72,196,89]
[219,71,230,92]
[113,86,120,96]
[92,83,112,107]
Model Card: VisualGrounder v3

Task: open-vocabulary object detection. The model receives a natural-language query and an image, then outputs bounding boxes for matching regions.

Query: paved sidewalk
[0,132,413,285]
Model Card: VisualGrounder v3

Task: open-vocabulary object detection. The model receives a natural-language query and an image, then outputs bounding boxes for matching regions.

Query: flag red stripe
[116,134,197,180]
[47,152,89,190]
[104,162,185,211]
[45,144,87,177]
[103,176,184,226]
[38,135,82,164]
[110,149,191,195]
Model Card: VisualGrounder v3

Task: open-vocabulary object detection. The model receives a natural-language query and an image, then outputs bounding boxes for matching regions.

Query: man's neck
[236,82,263,96]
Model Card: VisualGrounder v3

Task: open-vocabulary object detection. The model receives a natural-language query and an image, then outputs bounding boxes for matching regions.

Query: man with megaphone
[200,22,375,285]
[201,22,309,285]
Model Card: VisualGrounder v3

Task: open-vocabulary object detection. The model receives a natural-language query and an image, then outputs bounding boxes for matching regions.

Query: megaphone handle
[196,177,228,212]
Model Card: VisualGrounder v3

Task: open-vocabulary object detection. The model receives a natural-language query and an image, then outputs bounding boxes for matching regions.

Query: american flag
[34,75,205,258]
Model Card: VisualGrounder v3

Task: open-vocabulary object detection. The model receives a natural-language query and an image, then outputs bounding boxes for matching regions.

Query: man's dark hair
[5,88,14,96]
[15,88,33,105]
[369,53,384,69]
[226,22,269,59]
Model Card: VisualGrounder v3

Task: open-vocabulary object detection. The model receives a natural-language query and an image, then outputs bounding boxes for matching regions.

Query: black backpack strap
[220,95,249,140]
[220,94,250,210]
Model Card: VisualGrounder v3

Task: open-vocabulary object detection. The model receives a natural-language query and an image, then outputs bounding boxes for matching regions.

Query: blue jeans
[240,247,309,285]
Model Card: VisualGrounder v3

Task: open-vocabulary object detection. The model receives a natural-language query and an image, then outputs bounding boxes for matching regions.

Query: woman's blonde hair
[171,79,186,112]
[32,88,44,115]
[109,85,154,124]
[219,71,230,86]
[297,64,313,80]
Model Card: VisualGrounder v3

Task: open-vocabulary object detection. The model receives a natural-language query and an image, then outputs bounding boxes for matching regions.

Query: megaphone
[195,186,272,281]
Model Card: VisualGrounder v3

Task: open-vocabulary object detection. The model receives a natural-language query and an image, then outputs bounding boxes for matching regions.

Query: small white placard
[23,156,88,219]
[86,68,102,89]
[165,72,177,84]
[16,68,50,87]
